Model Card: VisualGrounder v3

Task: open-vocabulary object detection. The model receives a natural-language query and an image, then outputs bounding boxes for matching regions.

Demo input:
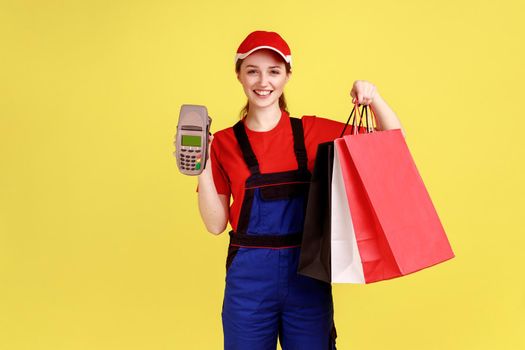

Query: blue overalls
[222,117,337,350]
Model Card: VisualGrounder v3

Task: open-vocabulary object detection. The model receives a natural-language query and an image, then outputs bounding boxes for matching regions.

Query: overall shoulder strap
[233,121,260,175]
[290,117,308,170]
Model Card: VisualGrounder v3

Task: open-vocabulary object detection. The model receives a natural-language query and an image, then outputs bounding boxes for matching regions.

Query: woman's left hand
[350,80,378,106]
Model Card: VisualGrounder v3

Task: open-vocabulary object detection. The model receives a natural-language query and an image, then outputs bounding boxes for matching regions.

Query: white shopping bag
[330,144,365,283]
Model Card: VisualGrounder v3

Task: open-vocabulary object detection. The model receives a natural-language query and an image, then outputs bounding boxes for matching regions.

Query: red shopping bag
[332,105,454,283]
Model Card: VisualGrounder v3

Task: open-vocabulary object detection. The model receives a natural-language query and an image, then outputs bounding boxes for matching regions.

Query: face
[237,49,290,110]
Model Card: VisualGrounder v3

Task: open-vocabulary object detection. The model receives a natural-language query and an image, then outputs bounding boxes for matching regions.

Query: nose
[258,72,269,86]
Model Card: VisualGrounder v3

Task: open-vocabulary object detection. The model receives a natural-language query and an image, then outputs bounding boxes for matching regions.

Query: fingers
[350,80,377,105]
[206,133,214,161]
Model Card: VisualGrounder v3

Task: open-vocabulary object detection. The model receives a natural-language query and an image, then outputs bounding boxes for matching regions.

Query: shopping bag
[297,142,334,283]
[298,106,369,283]
[332,136,403,283]
[332,105,455,283]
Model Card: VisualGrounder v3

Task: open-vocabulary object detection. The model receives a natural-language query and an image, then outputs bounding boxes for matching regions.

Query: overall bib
[222,117,337,350]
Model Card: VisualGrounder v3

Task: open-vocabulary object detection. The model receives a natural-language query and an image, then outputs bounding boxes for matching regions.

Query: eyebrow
[245,65,283,69]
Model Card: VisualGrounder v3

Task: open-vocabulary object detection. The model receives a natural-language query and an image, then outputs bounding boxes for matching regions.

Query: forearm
[197,162,229,235]
[370,93,406,137]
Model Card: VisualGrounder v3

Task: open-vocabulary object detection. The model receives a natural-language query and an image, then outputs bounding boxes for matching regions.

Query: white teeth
[254,90,272,96]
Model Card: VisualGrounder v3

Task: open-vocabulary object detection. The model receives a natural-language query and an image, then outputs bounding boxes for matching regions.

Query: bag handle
[339,104,356,138]
[339,100,379,138]
[368,104,381,132]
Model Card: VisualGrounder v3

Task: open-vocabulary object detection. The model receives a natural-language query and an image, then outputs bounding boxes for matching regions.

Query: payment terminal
[174,104,212,175]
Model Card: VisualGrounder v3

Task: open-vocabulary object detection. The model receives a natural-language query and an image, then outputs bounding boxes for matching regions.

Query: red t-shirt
[204,109,364,231]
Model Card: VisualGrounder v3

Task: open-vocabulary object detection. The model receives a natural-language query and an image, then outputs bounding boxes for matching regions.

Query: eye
[271,70,281,74]
[247,70,257,74]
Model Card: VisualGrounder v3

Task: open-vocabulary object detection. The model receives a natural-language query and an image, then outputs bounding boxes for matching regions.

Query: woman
[196,30,405,350]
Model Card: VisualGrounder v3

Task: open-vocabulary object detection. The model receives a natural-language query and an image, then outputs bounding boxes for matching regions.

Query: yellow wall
[1,0,524,349]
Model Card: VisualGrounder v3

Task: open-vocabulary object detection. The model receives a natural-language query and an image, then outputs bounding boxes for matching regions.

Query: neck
[245,104,283,132]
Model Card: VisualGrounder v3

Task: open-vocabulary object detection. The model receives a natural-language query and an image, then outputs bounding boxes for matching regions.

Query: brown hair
[235,58,292,119]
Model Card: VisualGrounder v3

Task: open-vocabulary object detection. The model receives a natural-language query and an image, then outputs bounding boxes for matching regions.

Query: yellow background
[1,0,524,349]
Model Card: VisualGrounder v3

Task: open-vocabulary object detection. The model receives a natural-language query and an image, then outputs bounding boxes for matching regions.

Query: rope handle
[339,100,380,138]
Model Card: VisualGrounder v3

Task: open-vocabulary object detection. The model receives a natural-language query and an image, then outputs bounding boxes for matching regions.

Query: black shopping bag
[298,141,334,283]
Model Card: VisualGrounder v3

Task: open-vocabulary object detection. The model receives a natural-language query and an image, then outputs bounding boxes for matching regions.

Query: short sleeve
[302,114,373,145]
[209,137,231,196]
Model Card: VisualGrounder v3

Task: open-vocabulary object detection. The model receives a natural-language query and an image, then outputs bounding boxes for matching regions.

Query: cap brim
[235,46,292,65]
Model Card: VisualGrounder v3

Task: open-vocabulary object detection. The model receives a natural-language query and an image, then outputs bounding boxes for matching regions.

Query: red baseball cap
[235,30,292,67]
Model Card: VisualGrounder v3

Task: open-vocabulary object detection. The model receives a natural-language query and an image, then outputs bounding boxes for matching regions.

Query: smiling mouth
[254,90,273,96]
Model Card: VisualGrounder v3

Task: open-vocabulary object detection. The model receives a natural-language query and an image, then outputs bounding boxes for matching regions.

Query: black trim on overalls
[228,231,303,248]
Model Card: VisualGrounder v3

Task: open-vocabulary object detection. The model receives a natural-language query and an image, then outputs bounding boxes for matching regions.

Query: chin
[253,102,277,109]
[249,97,279,108]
